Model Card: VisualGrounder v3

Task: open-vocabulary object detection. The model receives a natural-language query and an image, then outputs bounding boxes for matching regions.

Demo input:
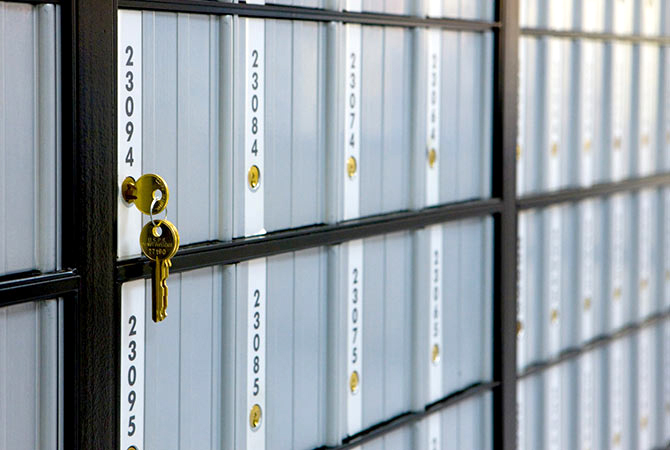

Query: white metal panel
[0,3,60,275]
[0,300,61,450]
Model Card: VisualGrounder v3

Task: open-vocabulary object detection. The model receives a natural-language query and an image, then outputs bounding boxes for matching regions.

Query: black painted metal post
[61,0,118,448]
[492,0,519,449]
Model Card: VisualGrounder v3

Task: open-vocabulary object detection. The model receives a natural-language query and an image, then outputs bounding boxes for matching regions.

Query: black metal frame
[493,0,519,449]
[518,172,670,210]
[60,0,118,448]
[0,271,79,307]
[118,0,499,30]
[320,381,500,450]
[116,199,503,281]
[3,0,670,448]
[5,0,60,4]
[521,27,670,44]
[519,308,670,380]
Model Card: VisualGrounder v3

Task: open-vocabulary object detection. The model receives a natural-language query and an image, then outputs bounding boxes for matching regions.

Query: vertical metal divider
[60,0,119,448]
[492,0,519,449]
[62,289,80,449]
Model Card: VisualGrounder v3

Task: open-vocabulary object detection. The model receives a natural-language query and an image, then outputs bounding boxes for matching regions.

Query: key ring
[149,196,168,227]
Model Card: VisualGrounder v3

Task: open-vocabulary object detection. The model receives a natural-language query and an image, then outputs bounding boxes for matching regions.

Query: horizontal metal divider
[518,307,670,380]
[116,198,502,281]
[517,172,670,210]
[118,0,499,31]
[521,27,670,44]
[0,270,80,307]
[316,381,499,450]
[3,0,58,4]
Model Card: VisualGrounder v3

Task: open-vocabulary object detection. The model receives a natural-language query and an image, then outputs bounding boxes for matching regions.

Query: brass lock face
[640,415,648,429]
[431,343,440,364]
[349,370,359,394]
[640,278,649,290]
[249,404,262,431]
[583,139,591,153]
[122,174,169,215]
[427,148,437,168]
[346,156,357,178]
[248,165,261,191]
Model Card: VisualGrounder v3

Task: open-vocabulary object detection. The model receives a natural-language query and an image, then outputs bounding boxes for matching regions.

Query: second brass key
[140,219,180,322]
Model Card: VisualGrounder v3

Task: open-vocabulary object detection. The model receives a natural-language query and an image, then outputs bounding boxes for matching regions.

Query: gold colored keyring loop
[149,195,168,229]
[149,197,160,226]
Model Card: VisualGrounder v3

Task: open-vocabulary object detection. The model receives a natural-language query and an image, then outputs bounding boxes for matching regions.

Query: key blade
[152,260,164,323]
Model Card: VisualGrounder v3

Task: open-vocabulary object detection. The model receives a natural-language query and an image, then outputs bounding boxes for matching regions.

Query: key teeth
[154,312,167,323]
[161,262,169,321]
[153,308,167,323]
[161,281,168,321]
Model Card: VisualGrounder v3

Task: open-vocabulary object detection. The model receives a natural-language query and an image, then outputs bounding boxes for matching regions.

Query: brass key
[140,219,180,322]
[122,174,169,215]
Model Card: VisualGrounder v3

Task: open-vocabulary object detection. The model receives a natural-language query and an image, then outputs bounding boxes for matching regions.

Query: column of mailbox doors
[0,0,653,449]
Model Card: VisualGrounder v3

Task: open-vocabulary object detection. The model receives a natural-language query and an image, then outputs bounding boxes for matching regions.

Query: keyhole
[152,225,163,238]
[153,189,163,201]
